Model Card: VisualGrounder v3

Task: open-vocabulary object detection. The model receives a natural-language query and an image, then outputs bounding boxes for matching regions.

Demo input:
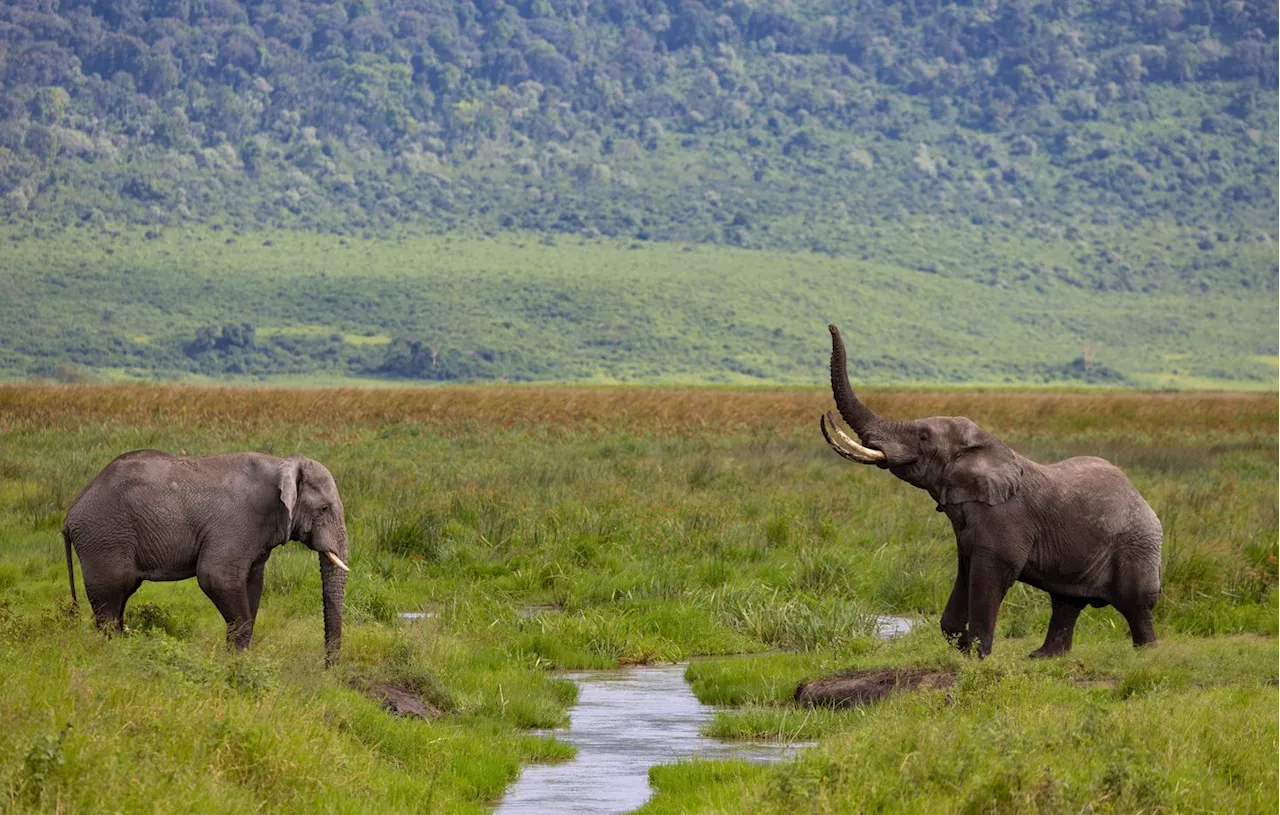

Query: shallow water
[495,663,801,815]
[398,605,561,622]
[495,616,917,813]
[876,613,916,638]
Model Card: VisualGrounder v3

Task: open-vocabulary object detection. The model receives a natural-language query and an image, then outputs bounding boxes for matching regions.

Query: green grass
[1,225,1275,388]
[644,636,1277,814]
[0,386,1274,811]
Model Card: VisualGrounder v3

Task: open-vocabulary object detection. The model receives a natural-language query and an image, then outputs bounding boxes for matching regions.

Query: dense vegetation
[1,0,1276,386]
[1,0,1276,269]
[0,386,1274,811]
[3,227,1276,386]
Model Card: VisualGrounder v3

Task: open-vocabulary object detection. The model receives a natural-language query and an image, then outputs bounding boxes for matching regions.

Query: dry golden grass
[0,384,1275,441]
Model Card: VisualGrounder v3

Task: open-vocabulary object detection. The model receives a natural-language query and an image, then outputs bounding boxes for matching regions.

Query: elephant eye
[919,429,930,442]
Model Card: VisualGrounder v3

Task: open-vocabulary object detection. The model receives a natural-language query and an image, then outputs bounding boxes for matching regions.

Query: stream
[495,615,916,814]
[495,663,799,814]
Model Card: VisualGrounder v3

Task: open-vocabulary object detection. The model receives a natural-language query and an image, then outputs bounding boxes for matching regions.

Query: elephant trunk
[828,324,881,435]
[319,538,347,668]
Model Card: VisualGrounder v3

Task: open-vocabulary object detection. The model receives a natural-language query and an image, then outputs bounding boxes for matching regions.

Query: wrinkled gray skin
[821,325,1162,657]
[63,451,348,666]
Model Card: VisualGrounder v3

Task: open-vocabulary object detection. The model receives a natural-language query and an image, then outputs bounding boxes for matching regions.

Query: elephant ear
[277,457,304,541]
[939,439,1023,507]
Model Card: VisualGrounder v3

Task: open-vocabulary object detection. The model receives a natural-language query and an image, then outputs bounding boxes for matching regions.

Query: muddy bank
[795,667,955,709]
[351,678,442,719]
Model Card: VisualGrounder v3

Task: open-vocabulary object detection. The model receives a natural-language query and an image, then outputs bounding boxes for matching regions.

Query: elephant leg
[940,557,970,652]
[1029,595,1085,658]
[966,554,1016,658]
[1118,597,1158,648]
[247,559,266,625]
[84,575,142,635]
[197,565,254,649]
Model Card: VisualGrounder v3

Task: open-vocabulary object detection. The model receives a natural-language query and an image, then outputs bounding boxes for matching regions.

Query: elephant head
[820,324,1023,508]
[279,456,349,666]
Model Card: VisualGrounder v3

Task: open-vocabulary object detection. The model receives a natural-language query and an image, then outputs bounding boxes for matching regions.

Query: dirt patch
[352,679,441,720]
[795,667,955,709]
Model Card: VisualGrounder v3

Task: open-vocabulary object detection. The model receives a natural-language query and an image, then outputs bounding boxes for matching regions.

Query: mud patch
[795,667,955,709]
[352,679,441,719]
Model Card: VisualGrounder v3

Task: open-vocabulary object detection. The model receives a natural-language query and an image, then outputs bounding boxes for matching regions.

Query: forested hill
[1,0,1277,266]
[0,0,1277,388]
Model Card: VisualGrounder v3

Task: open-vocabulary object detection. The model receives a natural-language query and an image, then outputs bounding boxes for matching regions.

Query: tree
[238,138,263,175]
[29,87,69,125]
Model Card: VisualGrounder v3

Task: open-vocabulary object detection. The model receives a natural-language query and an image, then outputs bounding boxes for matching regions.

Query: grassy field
[0,385,1275,812]
[2,226,1276,388]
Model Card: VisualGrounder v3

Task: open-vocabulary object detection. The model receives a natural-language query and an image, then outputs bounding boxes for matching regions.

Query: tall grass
[2,385,1275,441]
[0,385,1274,811]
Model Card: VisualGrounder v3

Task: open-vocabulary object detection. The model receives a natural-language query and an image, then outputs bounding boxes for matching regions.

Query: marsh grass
[660,636,1277,812]
[372,511,449,563]
[0,385,1274,812]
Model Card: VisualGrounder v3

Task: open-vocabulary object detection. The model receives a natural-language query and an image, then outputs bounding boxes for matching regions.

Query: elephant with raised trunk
[63,451,350,665]
[820,325,1162,657]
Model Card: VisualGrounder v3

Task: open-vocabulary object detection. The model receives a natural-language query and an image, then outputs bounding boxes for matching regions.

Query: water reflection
[496,663,799,815]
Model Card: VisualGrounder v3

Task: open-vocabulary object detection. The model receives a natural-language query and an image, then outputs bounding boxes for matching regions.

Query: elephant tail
[63,527,78,613]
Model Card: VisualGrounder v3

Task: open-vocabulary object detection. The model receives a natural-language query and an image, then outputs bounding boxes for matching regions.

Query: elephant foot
[1027,646,1069,659]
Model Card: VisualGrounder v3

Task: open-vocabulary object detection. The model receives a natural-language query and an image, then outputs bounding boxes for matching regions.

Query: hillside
[1,2,1276,246]
[2,228,1274,387]
[0,0,1276,386]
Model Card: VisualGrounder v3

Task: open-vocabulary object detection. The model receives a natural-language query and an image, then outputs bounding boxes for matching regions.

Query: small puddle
[399,605,562,622]
[397,611,436,621]
[496,663,801,814]
[876,614,916,639]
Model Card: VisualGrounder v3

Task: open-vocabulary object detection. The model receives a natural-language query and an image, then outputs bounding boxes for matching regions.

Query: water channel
[494,615,916,814]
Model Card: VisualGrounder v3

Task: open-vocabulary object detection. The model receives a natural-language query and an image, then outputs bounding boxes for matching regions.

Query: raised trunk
[319,542,347,667]
[828,324,880,434]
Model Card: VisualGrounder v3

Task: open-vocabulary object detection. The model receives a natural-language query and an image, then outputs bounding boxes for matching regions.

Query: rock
[795,667,954,709]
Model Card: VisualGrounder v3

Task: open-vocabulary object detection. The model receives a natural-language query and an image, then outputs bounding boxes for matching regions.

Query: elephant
[819,325,1162,657]
[62,450,350,665]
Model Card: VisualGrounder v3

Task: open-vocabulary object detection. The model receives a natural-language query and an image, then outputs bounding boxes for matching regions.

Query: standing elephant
[819,325,1162,657]
[63,451,350,665]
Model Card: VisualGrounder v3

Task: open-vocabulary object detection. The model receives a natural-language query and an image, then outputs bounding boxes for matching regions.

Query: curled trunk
[828,324,880,434]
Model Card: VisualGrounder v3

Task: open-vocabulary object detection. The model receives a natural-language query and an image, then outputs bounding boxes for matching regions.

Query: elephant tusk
[826,414,887,462]
[325,551,350,572]
[821,413,887,464]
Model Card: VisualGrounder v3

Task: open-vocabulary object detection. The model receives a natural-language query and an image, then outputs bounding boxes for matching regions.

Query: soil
[794,667,956,709]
